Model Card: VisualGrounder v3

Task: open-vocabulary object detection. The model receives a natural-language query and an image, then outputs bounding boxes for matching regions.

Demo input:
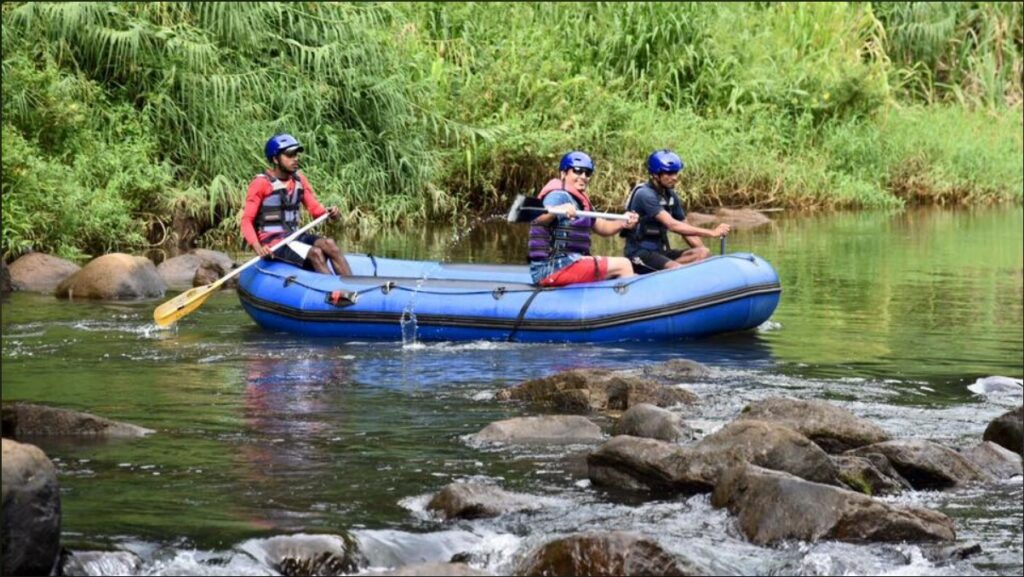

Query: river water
[2,207,1022,575]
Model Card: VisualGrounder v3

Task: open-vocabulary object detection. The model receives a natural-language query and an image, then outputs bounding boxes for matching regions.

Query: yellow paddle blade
[152,283,218,327]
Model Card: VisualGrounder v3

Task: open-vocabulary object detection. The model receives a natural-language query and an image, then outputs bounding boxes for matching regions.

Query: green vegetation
[2,2,1021,260]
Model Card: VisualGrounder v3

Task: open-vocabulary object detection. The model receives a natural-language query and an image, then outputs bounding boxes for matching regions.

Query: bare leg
[675,245,711,265]
[314,238,352,277]
[306,246,332,275]
[605,256,635,279]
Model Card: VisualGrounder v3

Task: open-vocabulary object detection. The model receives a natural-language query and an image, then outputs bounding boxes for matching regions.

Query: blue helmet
[647,149,684,174]
[559,151,595,173]
[264,133,304,161]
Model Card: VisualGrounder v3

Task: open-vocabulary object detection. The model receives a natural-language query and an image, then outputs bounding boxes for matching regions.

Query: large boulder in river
[515,531,703,576]
[0,260,11,295]
[983,406,1023,456]
[711,463,955,545]
[427,482,540,520]
[495,369,696,413]
[714,207,772,229]
[2,402,154,439]
[470,415,602,445]
[2,438,62,576]
[8,252,81,294]
[55,253,165,300]
[156,249,235,290]
[737,397,890,453]
[613,403,692,442]
[588,420,839,495]
[831,455,912,496]
[846,439,991,490]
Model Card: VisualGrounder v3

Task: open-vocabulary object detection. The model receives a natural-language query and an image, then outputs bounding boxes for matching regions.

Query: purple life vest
[527,180,594,262]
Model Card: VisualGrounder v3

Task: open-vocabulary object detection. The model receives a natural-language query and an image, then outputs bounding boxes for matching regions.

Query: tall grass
[1,2,1021,260]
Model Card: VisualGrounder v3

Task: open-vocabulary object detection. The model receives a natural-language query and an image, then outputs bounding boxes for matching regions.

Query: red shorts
[539,257,609,287]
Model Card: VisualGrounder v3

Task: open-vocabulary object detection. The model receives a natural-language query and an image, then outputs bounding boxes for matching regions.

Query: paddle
[153,212,332,327]
[506,194,631,223]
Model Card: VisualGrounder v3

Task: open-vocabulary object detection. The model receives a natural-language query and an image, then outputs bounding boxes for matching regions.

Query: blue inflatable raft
[237,253,781,342]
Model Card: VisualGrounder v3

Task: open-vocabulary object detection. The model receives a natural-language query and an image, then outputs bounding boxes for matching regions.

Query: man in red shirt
[240,133,352,276]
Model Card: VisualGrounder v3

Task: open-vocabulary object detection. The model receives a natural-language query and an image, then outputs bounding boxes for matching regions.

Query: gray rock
[847,439,991,490]
[738,397,890,453]
[2,402,154,438]
[471,416,602,445]
[983,405,1023,456]
[8,252,81,294]
[2,438,62,577]
[587,421,840,495]
[515,531,703,576]
[427,482,539,520]
[614,403,692,442]
[711,464,956,545]
[366,562,492,576]
[55,253,165,300]
[158,249,236,290]
[959,441,1023,480]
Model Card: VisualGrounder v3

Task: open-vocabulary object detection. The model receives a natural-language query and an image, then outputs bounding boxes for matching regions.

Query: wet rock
[238,533,363,577]
[832,455,912,496]
[61,550,143,576]
[711,464,956,545]
[920,542,983,564]
[367,562,491,576]
[158,249,236,290]
[427,482,540,520]
[959,441,1023,479]
[737,397,890,453]
[8,252,81,294]
[588,421,839,495]
[638,359,712,383]
[846,439,991,490]
[2,438,62,577]
[470,416,602,445]
[495,369,696,414]
[193,261,235,288]
[55,253,165,300]
[515,531,703,576]
[2,402,154,439]
[714,207,772,229]
[983,405,1023,456]
[1,260,11,295]
[613,404,693,442]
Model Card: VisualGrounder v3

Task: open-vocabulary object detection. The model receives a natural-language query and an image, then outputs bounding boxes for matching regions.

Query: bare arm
[592,213,638,237]
[654,210,730,238]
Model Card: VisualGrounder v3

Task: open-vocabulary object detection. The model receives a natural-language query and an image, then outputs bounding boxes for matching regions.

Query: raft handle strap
[492,286,506,300]
[507,288,544,342]
[283,275,298,287]
[381,281,397,295]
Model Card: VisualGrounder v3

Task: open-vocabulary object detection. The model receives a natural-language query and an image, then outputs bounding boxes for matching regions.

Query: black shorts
[628,248,685,274]
[270,232,323,268]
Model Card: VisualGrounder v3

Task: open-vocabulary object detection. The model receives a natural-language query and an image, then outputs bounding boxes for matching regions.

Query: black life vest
[621,181,685,251]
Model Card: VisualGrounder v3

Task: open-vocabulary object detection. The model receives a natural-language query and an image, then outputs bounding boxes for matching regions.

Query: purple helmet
[647,149,684,174]
[265,133,304,161]
[559,151,595,173]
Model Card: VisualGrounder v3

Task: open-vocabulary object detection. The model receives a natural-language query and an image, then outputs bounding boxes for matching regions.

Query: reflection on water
[2,206,1022,575]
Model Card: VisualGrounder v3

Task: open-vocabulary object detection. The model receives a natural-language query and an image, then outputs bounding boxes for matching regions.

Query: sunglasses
[569,167,593,176]
[657,170,680,176]
[281,149,301,158]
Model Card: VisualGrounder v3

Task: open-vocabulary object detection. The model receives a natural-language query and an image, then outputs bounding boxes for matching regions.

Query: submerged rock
[2,438,62,577]
[515,531,703,576]
[711,464,956,545]
[2,402,154,439]
[427,482,540,520]
[983,405,1023,456]
[495,368,696,413]
[238,533,363,576]
[737,397,890,453]
[470,415,603,445]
